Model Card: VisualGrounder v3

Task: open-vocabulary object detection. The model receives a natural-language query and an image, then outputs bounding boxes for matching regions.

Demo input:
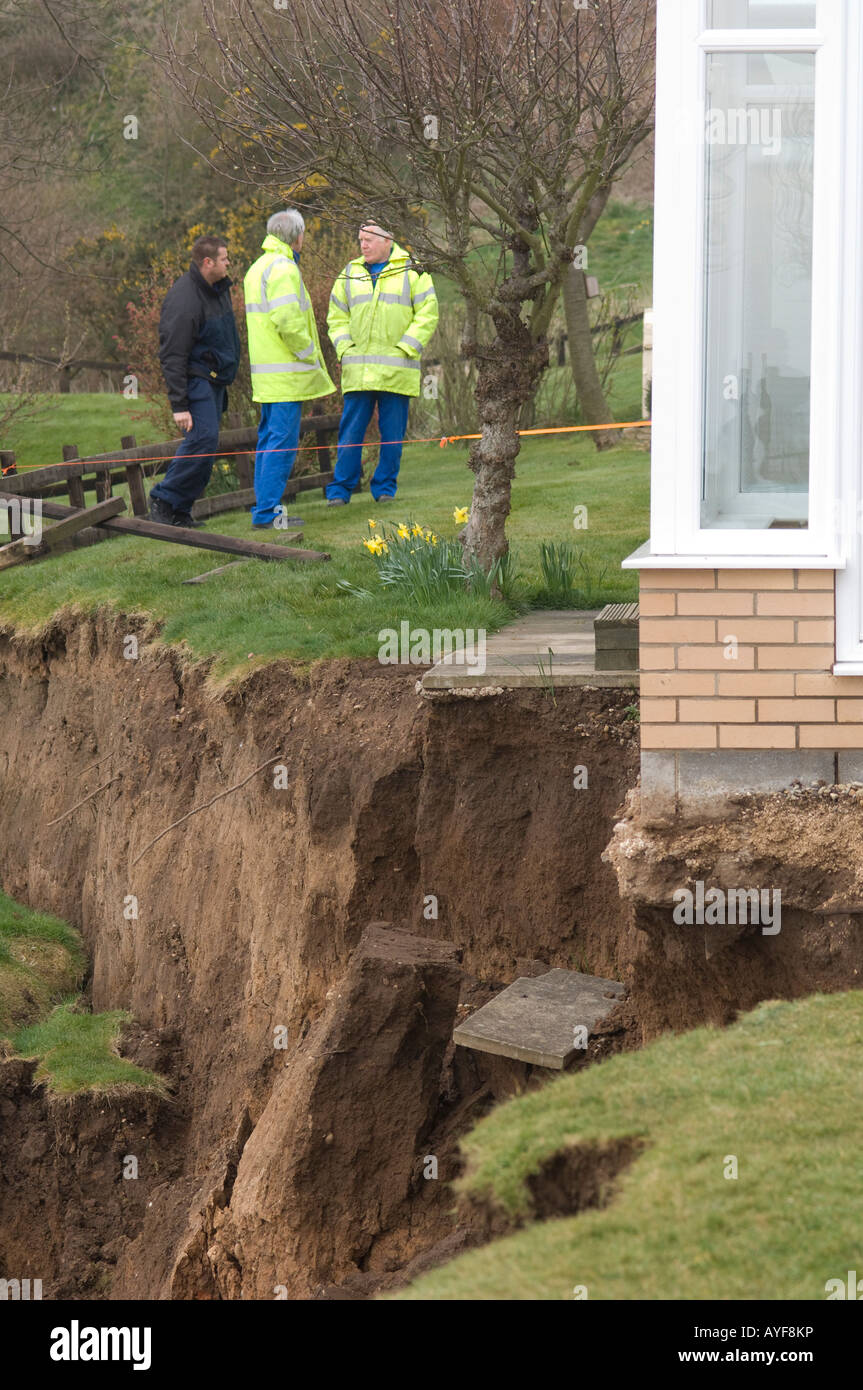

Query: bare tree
[165,0,655,571]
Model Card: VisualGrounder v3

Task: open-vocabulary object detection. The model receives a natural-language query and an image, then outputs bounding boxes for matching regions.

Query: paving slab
[422,609,640,690]
[453,968,627,1068]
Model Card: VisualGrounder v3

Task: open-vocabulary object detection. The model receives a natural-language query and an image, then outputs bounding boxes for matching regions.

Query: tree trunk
[562,262,620,451]
[461,315,547,575]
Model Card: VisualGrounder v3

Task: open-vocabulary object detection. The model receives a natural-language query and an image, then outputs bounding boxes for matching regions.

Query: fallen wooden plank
[0,493,329,563]
[0,497,126,570]
[182,560,251,584]
[102,516,327,563]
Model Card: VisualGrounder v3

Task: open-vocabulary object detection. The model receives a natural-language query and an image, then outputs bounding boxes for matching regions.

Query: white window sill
[622,542,845,571]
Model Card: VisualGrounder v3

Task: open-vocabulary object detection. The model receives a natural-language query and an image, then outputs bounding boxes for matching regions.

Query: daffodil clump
[355,514,490,604]
[363,517,440,560]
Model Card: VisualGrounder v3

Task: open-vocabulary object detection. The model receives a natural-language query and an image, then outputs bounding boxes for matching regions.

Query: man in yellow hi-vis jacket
[325,223,438,505]
[244,209,334,527]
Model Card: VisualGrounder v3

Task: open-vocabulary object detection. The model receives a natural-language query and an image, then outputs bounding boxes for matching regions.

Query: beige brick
[638,592,676,617]
[721,619,795,643]
[641,570,716,590]
[640,618,716,644]
[797,620,835,644]
[718,673,795,697]
[757,646,834,671]
[679,699,754,723]
[640,698,676,723]
[639,646,676,671]
[641,725,717,750]
[677,592,753,617]
[800,726,863,748]
[758,699,835,723]
[837,700,863,724]
[719,725,796,749]
[641,673,716,697]
[796,571,835,590]
[757,591,833,617]
[797,674,863,697]
[678,645,755,671]
[718,569,794,590]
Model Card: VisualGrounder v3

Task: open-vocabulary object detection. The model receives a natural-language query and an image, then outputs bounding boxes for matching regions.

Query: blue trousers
[250,400,302,525]
[151,375,225,511]
[327,390,411,503]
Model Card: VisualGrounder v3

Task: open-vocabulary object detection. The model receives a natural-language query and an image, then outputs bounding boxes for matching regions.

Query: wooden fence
[0,409,341,519]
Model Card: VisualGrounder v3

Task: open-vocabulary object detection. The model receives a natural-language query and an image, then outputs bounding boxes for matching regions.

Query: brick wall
[638,569,863,752]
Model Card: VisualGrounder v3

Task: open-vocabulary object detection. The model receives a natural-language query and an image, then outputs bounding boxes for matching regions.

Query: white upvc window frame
[632,0,849,571]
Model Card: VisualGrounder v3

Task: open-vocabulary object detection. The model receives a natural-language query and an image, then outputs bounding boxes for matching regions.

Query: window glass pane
[708,1,816,25]
[701,52,814,531]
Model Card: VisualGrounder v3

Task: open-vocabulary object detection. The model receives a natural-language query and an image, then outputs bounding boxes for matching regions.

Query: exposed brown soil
[0,609,641,1299]
[2,608,861,1299]
[604,786,863,1034]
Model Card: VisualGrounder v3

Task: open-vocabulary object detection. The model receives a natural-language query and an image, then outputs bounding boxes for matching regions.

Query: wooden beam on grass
[0,496,126,570]
[0,492,329,563]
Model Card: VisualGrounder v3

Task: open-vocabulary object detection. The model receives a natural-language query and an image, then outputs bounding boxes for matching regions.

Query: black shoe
[148,496,176,526]
[173,511,204,529]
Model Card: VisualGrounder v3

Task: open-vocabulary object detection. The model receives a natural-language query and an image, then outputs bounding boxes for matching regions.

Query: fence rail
[0,410,340,514]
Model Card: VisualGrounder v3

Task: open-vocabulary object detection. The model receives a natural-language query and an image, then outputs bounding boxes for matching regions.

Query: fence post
[62,446,86,508]
[1,455,21,541]
[121,436,148,516]
[95,463,113,502]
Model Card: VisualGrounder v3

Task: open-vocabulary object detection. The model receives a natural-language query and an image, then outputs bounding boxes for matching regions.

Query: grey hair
[267,208,305,245]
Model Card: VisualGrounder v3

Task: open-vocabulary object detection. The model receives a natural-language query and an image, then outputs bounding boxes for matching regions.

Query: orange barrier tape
[438,419,649,447]
[12,419,652,472]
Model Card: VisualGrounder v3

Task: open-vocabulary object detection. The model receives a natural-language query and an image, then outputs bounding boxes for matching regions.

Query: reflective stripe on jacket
[327,243,438,397]
[244,234,334,403]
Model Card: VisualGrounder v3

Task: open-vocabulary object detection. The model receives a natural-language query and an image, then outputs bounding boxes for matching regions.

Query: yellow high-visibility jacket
[244,234,334,403]
[327,243,438,397]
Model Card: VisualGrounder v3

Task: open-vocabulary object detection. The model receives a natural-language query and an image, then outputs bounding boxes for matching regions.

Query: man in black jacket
[149,235,241,527]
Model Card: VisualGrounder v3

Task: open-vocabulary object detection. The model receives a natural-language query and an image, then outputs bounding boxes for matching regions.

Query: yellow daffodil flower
[368,519,377,528]
[453,506,470,524]
[397,524,411,539]
[411,523,424,537]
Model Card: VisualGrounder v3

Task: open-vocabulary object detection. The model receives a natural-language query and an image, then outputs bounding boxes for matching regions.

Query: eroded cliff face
[0,610,641,1298]
[604,786,863,1032]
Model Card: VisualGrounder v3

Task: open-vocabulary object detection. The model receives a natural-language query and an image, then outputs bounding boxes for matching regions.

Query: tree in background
[165,0,654,572]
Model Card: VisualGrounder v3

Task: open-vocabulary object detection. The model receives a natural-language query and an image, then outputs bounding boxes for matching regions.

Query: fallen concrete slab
[453,968,626,1069]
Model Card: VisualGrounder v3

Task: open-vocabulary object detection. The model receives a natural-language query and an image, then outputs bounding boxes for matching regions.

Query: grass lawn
[0,399,649,682]
[394,993,863,1301]
[1,392,165,471]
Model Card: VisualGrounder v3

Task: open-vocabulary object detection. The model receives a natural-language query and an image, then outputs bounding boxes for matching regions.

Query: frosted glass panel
[709,1,816,24]
[701,52,814,530]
